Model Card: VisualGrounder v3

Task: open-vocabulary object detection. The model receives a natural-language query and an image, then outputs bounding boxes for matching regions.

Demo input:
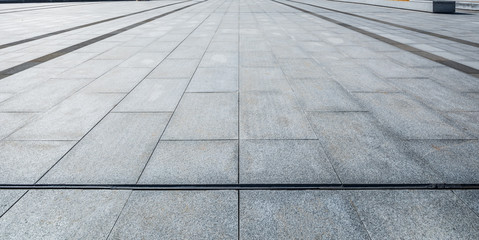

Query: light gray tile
[361,59,424,79]
[148,59,200,79]
[308,112,438,183]
[453,190,479,215]
[84,67,151,93]
[187,67,238,92]
[240,140,339,184]
[355,93,469,139]
[56,60,121,79]
[40,113,170,184]
[0,93,13,103]
[352,190,479,240]
[0,78,92,112]
[108,191,237,239]
[0,113,36,140]
[0,190,130,240]
[240,91,317,139]
[446,112,479,138]
[240,191,369,239]
[162,93,238,140]
[289,79,363,111]
[0,190,26,216]
[94,46,141,60]
[119,52,168,68]
[327,63,397,92]
[139,140,237,184]
[278,58,326,79]
[0,141,75,184]
[240,51,277,67]
[200,52,238,68]
[9,93,123,140]
[114,78,188,112]
[169,45,207,59]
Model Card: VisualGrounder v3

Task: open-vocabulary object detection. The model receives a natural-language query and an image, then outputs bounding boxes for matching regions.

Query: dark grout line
[0,1,204,81]
[1,183,479,190]
[271,0,479,79]
[285,0,479,48]
[0,0,191,50]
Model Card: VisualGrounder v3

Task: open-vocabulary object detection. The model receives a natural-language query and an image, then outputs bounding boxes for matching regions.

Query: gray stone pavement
[0,0,479,239]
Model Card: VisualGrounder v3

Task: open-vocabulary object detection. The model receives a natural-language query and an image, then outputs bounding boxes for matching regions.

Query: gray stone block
[453,190,479,215]
[114,78,188,112]
[187,67,238,92]
[9,93,123,140]
[56,60,121,79]
[351,190,479,240]
[139,140,237,184]
[240,191,370,239]
[200,52,238,68]
[278,58,326,79]
[308,112,439,183]
[354,93,470,139]
[40,113,170,184]
[162,93,238,140]
[240,140,339,183]
[108,191,237,239]
[148,59,200,79]
[84,67,151,93]
[0,113,36,140]
[240,51,278,67]
[0,190,26,216]
[240,91,317,139]
[446,112,479,138]
[0,141,75,184]
[119,52,168,68]
[0,190,130,240]
[326,63,397,92]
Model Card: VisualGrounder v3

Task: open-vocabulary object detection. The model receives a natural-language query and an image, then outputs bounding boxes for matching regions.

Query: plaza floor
[0,0,479,239]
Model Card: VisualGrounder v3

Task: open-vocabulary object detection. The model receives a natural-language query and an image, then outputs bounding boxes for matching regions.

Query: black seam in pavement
[1,183,479,190]
[272,0,479,78]
[0,0,191,50]
[284,0,479,49]
[0,2,99,14]
[0,1,203,81]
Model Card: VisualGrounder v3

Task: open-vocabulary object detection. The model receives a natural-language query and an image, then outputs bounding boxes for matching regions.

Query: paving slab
[351,190,479,240]
[354,92,470,140]
[0,190,130,240]
[84,67,151,93]
[114,78,189,112]
[308,112,438,183]
[0,93,13,103]
[239,67,290,92]
[162,92,238,140]
[278,58,326,79]
[55,60,122,79]
[240,91,317,139]
[240,191,370,239]
[453,190,479,215]
[200,52,239,68]
[0,190,26,217]
[40,113,170,184]
[288,78,363,111]
[446,112,479,138]
[0,78,92,112]
[148,58,200,79]
[139,140,237,184]
[108,191,237,239]
[187,67,238,92]
[0,113,36,140]
[326,63,397,92]
[9,93,123,140]
[119,52,168,68]
[240,51,278,67]
[405,140,479,183]
[0,141,75,184]
[240,140,339,183]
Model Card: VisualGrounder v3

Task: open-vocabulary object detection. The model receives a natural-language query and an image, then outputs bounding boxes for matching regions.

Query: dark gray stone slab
[240,140,339,184]
[389,78,479,112]
[308,112,438,183]
[139,140,237,184]
[351,190,479,240]
[240,91,317,139]
[355,93,469,140]
[9,93,123,140]
[162,93,238,140]
[40,113,170,184]
[108,191,237,239]
[0,113,36,140]
[240,191,370,239]
[148,59,200,79]
[84,67,151,93]
[0,190,26,216]
[0,141,75,184]
[114,78,188,112]
[289,79,363,111]
[200,52,238,68]
[0,78,92,112]
[0,190,130,239]
[406,140,479,183]
[278,58,326,79]
[187,67,238,92]
[418,67,479,92]
[453,190,479,215]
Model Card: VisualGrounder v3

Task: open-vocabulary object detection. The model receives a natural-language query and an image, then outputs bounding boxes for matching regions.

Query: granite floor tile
[148,59,200,79]
[0,113,36,140]
[0,190,26,216]
[40,113,170,184]
[187,67,238,92]
[84,67,151,93]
